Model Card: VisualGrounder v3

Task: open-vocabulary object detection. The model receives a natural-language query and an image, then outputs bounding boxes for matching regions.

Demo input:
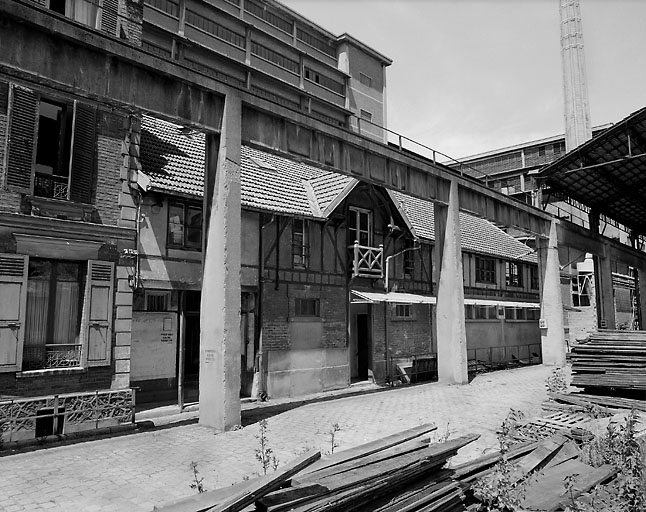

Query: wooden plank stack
[569,330,646,392]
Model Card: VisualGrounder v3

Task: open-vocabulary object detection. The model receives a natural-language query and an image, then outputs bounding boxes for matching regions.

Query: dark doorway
[183,291,201,402]
[357,313,370,379]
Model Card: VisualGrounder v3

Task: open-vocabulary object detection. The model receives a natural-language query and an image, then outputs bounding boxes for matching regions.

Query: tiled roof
[140,115,537,262]
[140,116,205,197]
[391,191,536,262]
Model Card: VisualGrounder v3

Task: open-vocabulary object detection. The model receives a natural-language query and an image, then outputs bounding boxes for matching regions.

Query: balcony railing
[22,344,82,371]
[349,242,383,278]
[34,173,69,200]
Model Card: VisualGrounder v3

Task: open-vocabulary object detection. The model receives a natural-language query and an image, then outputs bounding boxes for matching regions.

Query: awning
[464,298,540,309]
[350,291,437,304]
[350,290,540,309]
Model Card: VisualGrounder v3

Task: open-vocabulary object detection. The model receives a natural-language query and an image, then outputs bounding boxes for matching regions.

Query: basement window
[294,298,320,317]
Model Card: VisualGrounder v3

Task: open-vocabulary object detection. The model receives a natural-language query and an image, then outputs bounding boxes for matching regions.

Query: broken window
[168,202,202,250]
[292,219,310,268]
[505,261,523,287]
[348,207,372,246]
[572,273,592,307]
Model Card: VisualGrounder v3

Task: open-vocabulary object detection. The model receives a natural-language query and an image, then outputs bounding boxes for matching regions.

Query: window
[245,0,293,33]
[505,261,523,287]
[49,0,101,28]
[6,85,97,203]
[294,298,320,317]
[146,292,169,312]
[530,265,539,290]
[296,28,336,57]
[360,110,372,122]
[403,242,414,277]
[527,308,541,320]
[23,259,85,370]
[393,304,412,318]
[34,100,73,200]
[292,219,310,268]
[145,0,179,18]
[303,67,345,96]
[168,202,202,250]
[348,207,372,246]
[251,41,299,73]
[572,273,592,307]
[475,257,496,284]
[0,256,115,373]
[186,9,246,48]
[359,73,372,87]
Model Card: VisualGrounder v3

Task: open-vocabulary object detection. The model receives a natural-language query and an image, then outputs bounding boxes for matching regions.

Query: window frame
[348,207,373,247]
[572,273,592,307]
[505,261,523,287]
[167,200,203,251]
[475,257,496,284]
[530,265,539,290]
[294,298,320,318]
[292,218,310,269]
[392,303,413,320]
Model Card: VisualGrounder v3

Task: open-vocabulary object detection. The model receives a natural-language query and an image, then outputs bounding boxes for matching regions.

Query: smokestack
[560,0,592,151]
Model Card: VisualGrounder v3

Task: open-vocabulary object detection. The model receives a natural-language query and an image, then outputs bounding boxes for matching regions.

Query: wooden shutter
[0,80,8,113]
[101,0,119,36]
[69,101,97,203]
[6,85,38,193]
[85,260,115,367]
[0,255,28,372]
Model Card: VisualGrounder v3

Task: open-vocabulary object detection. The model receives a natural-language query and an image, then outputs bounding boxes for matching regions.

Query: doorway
[182,290,201,403]
[357,313,370,379]
[350,302,372,381]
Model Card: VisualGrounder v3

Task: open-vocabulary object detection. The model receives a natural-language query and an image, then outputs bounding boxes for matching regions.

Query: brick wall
[0,112,6,187]
[372,303,433,362]
[0,367,112,399]
[94,135,122,226]
[120,0,144,46]
[261,279,347,351]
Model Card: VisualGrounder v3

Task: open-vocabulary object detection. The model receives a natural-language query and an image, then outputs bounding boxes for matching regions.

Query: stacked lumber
[256,424,478,512]
[154,423,479,512]
[570,331,646,392]
[547,392,646,413]
[456,435,618,511]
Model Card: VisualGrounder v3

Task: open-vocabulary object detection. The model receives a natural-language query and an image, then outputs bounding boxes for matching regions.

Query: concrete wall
[130,311,177,383]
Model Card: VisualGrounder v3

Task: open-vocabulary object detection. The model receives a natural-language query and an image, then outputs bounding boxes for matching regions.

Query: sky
[280,0,646,160]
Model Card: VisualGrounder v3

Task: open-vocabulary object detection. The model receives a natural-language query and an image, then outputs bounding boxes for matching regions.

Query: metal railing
[34,173,69,200]
[467,343,542,373]
[390,353,438,385]
[22,344,82,371]
[0,388,135,444]
[349,242,383,278]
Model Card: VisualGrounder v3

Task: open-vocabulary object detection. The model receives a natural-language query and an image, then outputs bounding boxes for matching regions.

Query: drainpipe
[384,244,420,292]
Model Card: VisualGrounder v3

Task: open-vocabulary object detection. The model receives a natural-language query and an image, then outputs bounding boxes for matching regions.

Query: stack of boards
[570,330,646,392]
[156,421,626,512]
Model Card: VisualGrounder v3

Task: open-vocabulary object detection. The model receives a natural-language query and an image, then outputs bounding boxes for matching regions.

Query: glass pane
[53,280,80,344]
[359,212,369,231]
[29,259,53,280]
[168,205,184,245]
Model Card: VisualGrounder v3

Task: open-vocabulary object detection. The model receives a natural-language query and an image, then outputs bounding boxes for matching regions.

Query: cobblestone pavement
[0,365,554,512]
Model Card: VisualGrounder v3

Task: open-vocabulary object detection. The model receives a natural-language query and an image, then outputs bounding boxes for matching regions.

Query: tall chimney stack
[560,0,592,151]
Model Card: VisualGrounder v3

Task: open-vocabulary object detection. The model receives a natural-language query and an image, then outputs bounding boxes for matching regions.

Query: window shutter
[6,85,38,193]
[0,254,28,373]
[69,101,97,204]
[85,260,115,367]
[0,80,9,112]
[101,0,119,36]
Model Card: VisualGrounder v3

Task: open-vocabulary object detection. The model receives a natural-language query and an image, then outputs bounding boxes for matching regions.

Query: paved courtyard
[0,365,554,512]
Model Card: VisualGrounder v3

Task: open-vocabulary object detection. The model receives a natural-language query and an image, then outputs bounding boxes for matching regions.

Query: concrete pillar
[538,220,566,365]
[199,92,242,430]
[433,180,467,384]
[593,243,616,329]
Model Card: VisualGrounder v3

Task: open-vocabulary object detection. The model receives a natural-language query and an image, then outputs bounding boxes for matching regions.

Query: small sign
[204,349,217,364]
[539,318,547,329]
[600,319,607,328]
[163,318,172,331]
